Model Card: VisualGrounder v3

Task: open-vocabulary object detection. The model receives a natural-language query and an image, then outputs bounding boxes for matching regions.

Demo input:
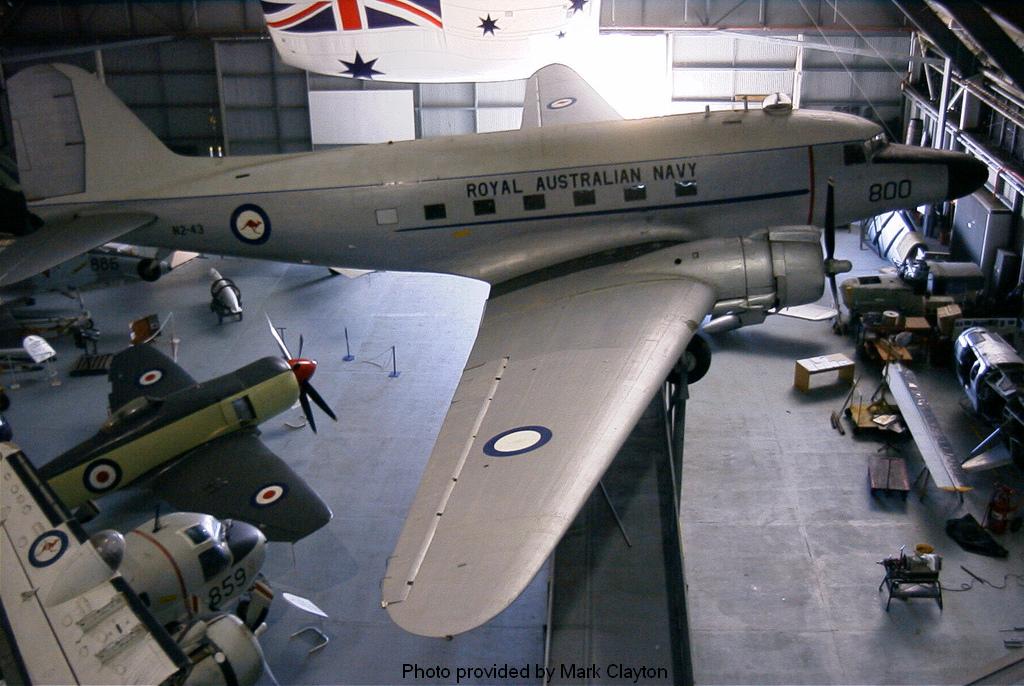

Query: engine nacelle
[180,614,265,686]
[654,229,824,333]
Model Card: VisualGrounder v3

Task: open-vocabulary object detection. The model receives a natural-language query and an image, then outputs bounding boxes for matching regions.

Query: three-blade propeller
[266,315,338,433]
[823,179,853,310]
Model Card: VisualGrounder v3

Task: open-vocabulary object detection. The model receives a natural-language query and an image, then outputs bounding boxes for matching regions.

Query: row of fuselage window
[412,179,699,223]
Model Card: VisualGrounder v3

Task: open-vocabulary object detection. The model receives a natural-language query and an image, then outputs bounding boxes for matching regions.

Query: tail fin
[8,64,178,202]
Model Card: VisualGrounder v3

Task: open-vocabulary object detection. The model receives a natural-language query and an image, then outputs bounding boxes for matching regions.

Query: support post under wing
[382,266,714,637]
[0,444,188,685]
[884,363,971,492]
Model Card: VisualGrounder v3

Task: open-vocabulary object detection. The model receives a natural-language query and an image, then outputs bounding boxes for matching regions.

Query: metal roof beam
[890,0,978,78]
[941,0,1024,94]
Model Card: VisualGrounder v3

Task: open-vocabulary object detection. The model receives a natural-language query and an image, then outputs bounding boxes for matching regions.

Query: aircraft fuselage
[32,108,957,286]
[39,357,298,508]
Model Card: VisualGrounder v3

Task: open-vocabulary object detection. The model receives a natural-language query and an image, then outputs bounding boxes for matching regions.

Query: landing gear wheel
[137,259,162,282]
[670,333,711,385]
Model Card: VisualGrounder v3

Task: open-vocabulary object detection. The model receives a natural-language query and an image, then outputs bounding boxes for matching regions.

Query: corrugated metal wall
[1,0,910,155]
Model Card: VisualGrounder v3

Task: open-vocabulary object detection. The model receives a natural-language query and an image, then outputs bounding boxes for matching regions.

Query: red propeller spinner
[266,316,338,433]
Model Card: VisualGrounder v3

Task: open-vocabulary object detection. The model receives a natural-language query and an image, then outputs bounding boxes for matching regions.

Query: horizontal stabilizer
[776,304,837,321]
[328,267,375,279]
[962,443,1013,472]
[0,212,156,286]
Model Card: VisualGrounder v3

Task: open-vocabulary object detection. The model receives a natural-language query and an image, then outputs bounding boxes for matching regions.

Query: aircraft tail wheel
[670,333,711,385]
[137,258,162,282]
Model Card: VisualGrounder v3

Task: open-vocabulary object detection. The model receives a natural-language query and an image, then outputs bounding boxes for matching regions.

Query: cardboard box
[936,304,962,337]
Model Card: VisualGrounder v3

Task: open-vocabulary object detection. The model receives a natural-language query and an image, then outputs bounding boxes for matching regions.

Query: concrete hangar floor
[5,227,1024,685]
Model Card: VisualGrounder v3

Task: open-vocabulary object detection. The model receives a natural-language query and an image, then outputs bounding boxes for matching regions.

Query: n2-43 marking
[171,223,205,236]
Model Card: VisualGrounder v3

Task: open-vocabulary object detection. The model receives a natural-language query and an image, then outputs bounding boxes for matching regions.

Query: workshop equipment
[878,544,942,611]
[983,484,1019,534]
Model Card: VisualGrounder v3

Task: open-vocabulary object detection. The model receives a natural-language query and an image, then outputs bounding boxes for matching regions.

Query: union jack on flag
[261,0,443,33]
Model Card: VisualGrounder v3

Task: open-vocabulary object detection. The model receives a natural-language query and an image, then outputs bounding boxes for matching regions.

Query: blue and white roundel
[547,97,576,110]
[483,426,553,457]
[230,204,271,245]
[29,530,68,567]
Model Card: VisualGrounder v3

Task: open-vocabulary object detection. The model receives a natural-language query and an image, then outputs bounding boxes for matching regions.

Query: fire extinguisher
[984,484,1018,534]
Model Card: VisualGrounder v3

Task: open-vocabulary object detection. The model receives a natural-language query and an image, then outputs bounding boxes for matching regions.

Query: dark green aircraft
[39,319,336,542]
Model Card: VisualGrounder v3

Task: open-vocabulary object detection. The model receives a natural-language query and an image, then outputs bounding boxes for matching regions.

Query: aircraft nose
[289,357,317,384]
[946,153,988,200]
[225,518,265,559]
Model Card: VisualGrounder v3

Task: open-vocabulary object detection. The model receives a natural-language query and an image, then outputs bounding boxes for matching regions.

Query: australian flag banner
[261,1,443,33]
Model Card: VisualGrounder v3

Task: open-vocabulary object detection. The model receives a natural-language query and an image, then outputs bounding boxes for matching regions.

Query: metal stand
[343,327,355,361]
[662,368,689,509]
[660,367,693,686]
[599,481,632,547]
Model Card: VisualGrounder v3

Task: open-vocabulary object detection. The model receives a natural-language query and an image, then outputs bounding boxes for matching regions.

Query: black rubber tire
[670,332,712,385]
[137,259,162,282]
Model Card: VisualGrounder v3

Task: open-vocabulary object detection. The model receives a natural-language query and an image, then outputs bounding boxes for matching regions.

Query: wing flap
[0,212,156,286]
[382,267,713,636]
[151,432,332,543]
[521,64,622,129]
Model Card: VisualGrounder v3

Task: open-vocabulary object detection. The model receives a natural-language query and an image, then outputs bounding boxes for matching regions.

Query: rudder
[8,63,177,202]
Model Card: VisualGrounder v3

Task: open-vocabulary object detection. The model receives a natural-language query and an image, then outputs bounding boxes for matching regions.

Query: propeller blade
[265,314,292,359]
[302,381,338,422]
[829,274,840,308]
[824,178,836,262]
[297,334,304,359]
[299,391,317,434]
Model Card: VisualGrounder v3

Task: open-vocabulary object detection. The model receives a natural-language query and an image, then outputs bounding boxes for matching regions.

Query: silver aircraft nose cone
[946,153,988,200]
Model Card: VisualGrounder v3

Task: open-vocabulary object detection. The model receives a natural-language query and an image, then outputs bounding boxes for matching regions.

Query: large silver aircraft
[7,63,987,637]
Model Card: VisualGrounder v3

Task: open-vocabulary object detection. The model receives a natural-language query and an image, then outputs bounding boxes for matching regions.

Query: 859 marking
[869,180,911,202]
[208,567,247,610]
[171,223,205,236]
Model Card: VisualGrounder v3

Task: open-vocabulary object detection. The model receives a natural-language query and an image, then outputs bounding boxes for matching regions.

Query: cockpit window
[198,545,231,581]
[184,524,211,544]
[843,144,866,165]
[101,396,159,433]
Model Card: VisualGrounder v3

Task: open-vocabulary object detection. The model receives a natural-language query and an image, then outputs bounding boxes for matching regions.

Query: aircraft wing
[520,64,622,129]
[0,212,156,287]
[381,266,714,636]
[0,444,188,685]
[151,431,332,543]
[884,362,970,492]
[108,343,196,411]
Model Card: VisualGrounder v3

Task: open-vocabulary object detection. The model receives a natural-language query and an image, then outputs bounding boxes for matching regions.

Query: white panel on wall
[477,80,526,107]
[477,108,522,133]
[309,90,414,144]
